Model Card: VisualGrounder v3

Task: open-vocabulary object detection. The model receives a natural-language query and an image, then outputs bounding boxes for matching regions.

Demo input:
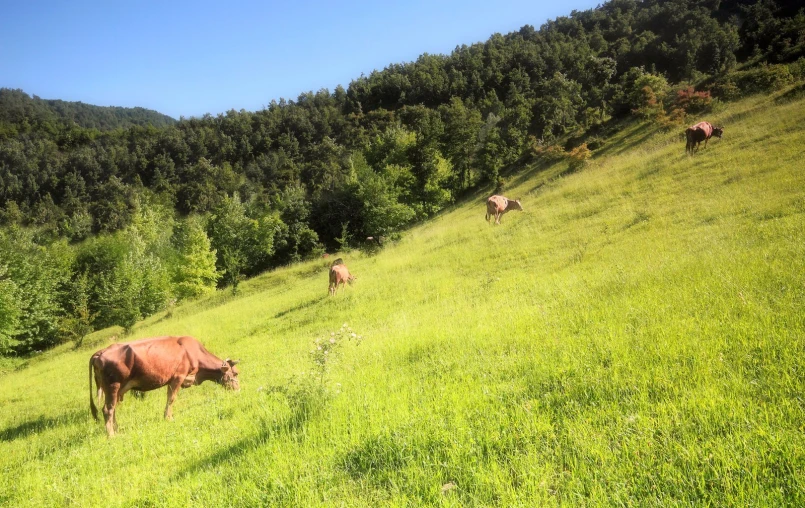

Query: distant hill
[0,88,176,131]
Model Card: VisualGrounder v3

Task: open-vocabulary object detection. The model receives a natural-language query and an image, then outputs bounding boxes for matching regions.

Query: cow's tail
[89,356,98,421]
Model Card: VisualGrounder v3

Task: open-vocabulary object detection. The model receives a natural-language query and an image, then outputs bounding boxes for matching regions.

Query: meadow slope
[1,90,804,506]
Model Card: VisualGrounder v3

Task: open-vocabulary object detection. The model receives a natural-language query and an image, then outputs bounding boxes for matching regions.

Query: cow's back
[330,264,351,283]
[691,121,713,138]
[97,336,193,389]
[487,195,507,213]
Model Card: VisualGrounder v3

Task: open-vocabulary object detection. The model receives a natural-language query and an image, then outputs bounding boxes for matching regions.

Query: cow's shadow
[0,408,85,442]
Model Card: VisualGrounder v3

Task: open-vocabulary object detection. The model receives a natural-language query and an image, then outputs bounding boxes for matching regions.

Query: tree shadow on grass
[274,295,326,319]
[0,408,85,442]
[503,157,560,193]
[593,126,663,159]
[774,82,805,104]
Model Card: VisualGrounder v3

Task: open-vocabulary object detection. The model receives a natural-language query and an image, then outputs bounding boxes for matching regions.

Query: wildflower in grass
[308,324,367,385]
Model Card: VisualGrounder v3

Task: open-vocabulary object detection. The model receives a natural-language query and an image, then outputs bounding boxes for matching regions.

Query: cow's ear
[228,359,239,366]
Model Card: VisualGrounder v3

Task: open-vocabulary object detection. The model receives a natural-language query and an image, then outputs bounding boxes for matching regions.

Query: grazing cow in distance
[686,121,723,155]
[89,336,239,436]
[329,261,355,295]
[486,195,523,225]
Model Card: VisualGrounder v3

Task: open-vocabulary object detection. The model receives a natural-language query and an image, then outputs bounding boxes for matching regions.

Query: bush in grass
[310,323,364,386]
[713,64,795,99]
[568,143,592,170]
[529,137,568,162]
[789,58,805,81]
[263,323,365,427]
[709,78,742,101]
[674,87,713,115]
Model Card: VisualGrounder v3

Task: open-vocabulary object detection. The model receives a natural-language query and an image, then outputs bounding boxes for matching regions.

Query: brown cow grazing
[89,336,239,436]
[485,195,523,224]
[686,121,723,155]
[329,261,355,295]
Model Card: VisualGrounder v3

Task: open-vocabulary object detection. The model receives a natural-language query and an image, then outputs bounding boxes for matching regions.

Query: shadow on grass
[593,126,661,159]
[0,408,86,442]
[171,385,326,481]
[274,294,326,319]
[774,82,805,104]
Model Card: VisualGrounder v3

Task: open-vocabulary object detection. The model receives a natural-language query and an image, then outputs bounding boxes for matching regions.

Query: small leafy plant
[262,323,365,429]
[310,322,364,385]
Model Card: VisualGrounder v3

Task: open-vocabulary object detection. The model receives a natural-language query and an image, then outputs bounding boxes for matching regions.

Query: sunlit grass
[1,90,804,506]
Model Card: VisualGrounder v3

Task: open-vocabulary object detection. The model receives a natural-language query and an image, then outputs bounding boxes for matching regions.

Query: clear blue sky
[1,0,601,119]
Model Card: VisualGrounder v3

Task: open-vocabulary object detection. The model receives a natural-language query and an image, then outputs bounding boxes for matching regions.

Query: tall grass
[1,90,804,506]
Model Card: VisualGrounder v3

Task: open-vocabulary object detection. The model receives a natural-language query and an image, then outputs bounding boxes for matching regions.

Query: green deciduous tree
[0,264,20,354]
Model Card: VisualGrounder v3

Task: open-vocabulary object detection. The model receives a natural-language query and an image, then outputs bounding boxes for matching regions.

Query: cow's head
[509,198,523,212]
[347,274,357,285]
[712,126,724,138]
[219,359,240,391]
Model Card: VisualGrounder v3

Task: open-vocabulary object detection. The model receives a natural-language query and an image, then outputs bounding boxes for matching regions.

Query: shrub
[709,79,741,101]
[530,140,568,162]
[568,143,592,170]
[718,64,795,97]
[660,107,688,128]
[789,58,805,80]
[585,136,605,151]
[674,87,713,114]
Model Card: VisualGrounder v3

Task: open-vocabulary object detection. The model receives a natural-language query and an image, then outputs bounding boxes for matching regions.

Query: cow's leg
[164,379,182,421]
[103,382,120,437]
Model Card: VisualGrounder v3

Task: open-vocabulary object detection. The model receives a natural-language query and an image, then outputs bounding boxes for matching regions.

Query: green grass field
[2,90,804,506]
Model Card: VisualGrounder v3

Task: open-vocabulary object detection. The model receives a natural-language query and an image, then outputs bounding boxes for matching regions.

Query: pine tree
[173,218,220,301]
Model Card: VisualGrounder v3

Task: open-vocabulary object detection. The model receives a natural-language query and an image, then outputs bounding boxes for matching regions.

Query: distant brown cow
[485,195,523,224]
[89,336,239,436]
[329,262,355,295]
[686,121,723,155]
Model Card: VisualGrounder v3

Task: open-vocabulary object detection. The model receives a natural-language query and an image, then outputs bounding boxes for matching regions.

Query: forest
[1,0,803,355]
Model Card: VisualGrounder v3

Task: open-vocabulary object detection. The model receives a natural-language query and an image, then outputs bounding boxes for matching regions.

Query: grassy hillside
[1,89,804,506]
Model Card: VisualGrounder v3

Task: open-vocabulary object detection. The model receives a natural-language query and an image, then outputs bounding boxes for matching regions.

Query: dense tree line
[0,88,176,134]
[1,0,804,355]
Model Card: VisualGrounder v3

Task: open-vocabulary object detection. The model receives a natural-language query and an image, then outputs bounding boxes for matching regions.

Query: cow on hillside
[89,336,239,436]
[485,195,523,225]
[686,121,723,155]
[329,261,355,295]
